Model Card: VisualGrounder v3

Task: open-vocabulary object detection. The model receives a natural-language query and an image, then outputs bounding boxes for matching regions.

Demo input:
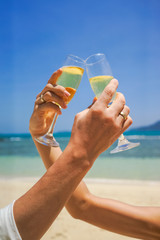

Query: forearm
[71,193,160,240]
[33,138,62,168]
[14,143,90,240]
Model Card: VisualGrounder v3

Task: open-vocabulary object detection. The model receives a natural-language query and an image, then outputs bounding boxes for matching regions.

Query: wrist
[64,141,92,173]
[65,137,96,173]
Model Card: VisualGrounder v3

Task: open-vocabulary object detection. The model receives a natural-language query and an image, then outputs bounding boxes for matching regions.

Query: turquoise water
[0,131,160,180]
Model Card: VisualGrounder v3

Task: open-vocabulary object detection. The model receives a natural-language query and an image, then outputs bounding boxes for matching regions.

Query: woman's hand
[29,69,70,137]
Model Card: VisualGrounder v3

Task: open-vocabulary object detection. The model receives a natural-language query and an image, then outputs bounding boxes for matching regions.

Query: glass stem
[118,134,129,146]
[47,113,58,137]
[119,134,125,141]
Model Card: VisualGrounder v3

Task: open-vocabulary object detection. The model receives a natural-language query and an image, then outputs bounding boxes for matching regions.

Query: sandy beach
[0,177,160,240]
[0,178,160,240]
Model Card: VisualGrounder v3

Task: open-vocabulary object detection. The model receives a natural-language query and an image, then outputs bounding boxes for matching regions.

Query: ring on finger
[40,94,45,103]
[119,111,128,120]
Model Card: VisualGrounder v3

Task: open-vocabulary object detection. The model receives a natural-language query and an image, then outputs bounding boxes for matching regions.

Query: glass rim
[67,54,85,64]
[85,53,106,66]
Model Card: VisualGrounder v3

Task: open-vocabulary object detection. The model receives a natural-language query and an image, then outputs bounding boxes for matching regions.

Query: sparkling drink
[89,75,113,98]
[89,75,116,101]
[58,66,84,103]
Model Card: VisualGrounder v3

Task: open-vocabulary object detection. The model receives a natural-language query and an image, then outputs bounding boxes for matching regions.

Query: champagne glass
[85,53,140,154]
[35,55,85,147]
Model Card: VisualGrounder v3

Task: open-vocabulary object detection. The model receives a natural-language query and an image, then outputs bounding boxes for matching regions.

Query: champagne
[58,66,84,103]
[89,75,113,98]
[64,87,76,103]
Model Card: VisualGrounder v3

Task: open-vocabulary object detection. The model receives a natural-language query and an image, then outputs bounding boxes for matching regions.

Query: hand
[68,78,133,164]
[29,69,70,137]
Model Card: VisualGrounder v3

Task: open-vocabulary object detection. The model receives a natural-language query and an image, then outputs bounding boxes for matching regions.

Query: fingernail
[112,78,118,84]
[64,90,71,97]
[93,97,98,102]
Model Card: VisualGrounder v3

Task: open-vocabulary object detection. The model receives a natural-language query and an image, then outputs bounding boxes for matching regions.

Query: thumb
[48,69,63,85]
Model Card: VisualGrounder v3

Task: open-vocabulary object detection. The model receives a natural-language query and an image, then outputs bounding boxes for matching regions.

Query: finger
[38,102,62,115]
[109,92,126,115]
[48,68,63,85]
[37,91,68,109]
[41,84,70,100]
[96,78,118,107]
[121,115,133,132]
[45,91,68,109]
[88,97,98,109]
[35,95,45,105]
[117,105,130,126]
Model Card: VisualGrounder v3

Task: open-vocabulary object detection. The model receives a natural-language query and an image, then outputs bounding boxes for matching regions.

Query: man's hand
[69,78,132,164]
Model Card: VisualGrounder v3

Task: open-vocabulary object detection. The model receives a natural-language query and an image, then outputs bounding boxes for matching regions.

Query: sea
[0,131,160,181]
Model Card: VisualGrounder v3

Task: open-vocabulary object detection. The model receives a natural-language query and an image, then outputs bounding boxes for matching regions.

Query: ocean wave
[10,137,22,142]
[126,135,160,140]
[0,137,23,142]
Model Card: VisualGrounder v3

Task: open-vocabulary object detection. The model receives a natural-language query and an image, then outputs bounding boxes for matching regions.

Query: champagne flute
[85,53,140,154]
[35,54,85,147]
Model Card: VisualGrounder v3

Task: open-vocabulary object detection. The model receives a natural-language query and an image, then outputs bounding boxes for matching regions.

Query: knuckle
[125,105,130,114]
[106,116,116,129]
[46,83,52,88]
[44,85,50,93]
[106,111,115,122]
[45,91,52,100]
[91,107,104,119]
[57,86,66,96]
[106,114,113,123]
[120,93,126,105]
[106,112,120,129]
[115,122,121,130]
[106,116,120,132]
[58,85,65,91]
[45,91,50,97]
[104,87,114,98]
[114,122,120,132]
[75,112,80,121]
[117,92,125,105]
[50,84,66,96]
[121,99,126,107]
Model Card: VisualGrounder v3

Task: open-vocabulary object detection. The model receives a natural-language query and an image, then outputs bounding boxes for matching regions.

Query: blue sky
[0,0,160,133]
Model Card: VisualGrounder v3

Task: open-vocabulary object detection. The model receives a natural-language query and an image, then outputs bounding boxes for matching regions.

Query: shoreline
[85,177,160,185]
[0,176,160,185]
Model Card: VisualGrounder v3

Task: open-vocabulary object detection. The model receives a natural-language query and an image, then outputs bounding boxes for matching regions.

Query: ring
[40,94,45,103]
[119,111,127,120]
